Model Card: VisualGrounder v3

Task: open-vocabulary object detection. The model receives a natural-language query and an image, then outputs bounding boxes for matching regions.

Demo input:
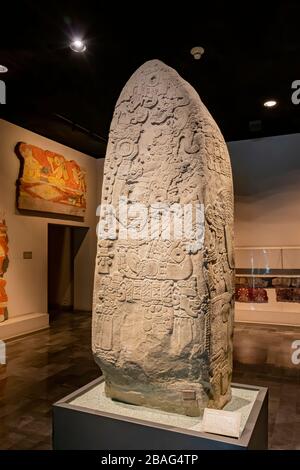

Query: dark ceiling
[1,0,300,158]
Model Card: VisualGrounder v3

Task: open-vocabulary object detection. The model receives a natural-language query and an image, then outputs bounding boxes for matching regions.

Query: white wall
[228,133,300,326]
[74,159,104,310]
[0,119,103,323]
[228,133,300,248]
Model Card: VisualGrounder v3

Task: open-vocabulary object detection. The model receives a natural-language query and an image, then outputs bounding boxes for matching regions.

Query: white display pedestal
[53,378,268,450]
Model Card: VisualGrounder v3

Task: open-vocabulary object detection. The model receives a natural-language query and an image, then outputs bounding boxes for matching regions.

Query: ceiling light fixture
[70,39,86,53]
[190,46,205,60]
[0,65,8,73]
[263,100,277,108]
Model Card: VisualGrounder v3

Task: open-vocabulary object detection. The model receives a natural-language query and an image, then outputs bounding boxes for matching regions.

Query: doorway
[47,224,88,315]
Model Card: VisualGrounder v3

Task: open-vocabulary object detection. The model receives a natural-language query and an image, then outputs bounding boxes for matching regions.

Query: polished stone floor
[0,313,299,450]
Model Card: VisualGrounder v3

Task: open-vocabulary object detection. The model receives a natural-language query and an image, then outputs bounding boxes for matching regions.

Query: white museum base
[71,381,257,436]
[53,378,268,450]
[0,313,49,340]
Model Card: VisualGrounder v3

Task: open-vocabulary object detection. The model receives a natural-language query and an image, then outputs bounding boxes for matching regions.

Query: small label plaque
[23,251,32,259]
[202,408,241,438]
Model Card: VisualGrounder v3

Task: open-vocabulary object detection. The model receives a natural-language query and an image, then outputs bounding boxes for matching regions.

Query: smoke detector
[190,46,205,60]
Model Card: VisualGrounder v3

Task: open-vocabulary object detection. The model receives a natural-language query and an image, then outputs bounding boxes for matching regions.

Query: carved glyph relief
[92,60,234,416]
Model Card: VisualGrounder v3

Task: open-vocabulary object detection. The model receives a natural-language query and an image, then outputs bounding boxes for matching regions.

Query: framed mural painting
[16,143,87,218]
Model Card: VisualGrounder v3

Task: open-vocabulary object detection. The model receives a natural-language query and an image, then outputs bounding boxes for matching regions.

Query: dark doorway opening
[47,224,88,317]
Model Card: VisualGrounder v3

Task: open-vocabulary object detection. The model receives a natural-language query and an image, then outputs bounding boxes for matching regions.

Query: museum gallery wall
[229,134,300,325]
[0,119,104,339]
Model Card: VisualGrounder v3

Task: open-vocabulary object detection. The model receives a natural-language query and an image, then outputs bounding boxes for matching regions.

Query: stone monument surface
[92,60,234,416]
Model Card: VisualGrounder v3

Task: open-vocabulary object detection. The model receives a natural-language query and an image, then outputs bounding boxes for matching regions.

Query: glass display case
[235,247,300,324]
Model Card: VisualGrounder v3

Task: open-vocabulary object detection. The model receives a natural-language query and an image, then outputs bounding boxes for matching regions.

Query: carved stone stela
[92,60,234,416]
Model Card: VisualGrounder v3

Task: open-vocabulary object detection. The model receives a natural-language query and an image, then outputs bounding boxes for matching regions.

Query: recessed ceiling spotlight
[0,65,8,73]
[263,100,277,108]
[70,39,86,53]
[190,46,205,60]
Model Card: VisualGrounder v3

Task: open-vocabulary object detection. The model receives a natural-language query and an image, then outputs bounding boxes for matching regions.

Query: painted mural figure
[16,143,87,217]
[93,60,235,416]
[0,219,8,323]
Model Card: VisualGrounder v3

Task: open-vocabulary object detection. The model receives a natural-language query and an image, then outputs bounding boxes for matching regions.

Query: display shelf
[235,288,300,326]
[234,249,300,325]
[236,273,300,278]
